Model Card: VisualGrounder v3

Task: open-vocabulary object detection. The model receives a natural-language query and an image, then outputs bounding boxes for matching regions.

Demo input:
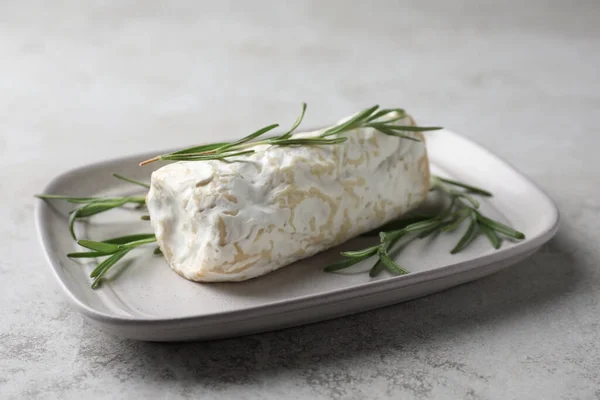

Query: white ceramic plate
[35,129,559,341]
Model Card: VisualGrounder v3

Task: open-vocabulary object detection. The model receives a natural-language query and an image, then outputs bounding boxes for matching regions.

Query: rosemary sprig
[325,176,525,277]
[35,175,148,239]
[139,104,442,165]
[37,174,160,288]
[71,233,157,288]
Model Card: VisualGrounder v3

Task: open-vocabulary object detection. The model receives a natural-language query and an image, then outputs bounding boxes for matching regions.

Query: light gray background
[1,1,599,399]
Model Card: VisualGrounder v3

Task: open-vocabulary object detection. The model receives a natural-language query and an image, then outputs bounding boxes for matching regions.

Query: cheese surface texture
[146,114,430,282]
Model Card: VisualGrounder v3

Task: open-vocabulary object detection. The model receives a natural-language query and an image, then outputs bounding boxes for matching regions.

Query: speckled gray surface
[1,0,599,398]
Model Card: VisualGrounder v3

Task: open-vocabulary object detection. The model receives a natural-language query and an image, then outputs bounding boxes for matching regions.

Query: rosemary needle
[113,173,151,189]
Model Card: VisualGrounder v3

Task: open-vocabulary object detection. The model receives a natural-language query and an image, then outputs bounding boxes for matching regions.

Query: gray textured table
[2,1,599,399]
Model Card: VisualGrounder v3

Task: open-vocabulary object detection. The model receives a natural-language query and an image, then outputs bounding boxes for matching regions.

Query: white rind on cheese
[146,114,430,282]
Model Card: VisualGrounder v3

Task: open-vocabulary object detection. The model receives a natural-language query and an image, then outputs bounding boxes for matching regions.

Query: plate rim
[35,129,560,326]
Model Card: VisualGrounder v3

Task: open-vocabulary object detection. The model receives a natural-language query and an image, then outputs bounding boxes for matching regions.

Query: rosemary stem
[139,156,160,166]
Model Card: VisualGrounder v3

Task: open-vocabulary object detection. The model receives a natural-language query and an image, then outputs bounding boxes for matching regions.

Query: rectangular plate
[35,129,559,341]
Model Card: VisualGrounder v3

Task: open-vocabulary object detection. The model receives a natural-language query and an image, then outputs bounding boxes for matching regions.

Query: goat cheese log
[146,113,430,282]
